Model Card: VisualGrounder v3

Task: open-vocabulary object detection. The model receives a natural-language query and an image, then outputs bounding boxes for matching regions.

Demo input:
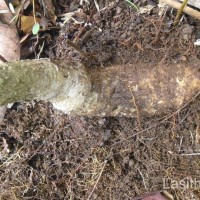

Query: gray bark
[0,59,91,114]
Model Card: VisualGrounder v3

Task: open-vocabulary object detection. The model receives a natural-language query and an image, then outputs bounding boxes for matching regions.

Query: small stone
[116,7,122,15]
[98,118,106,125]
[179,56,187,61]
[103,130,112,141]
[129,159,134,168]
[182,24,194,41]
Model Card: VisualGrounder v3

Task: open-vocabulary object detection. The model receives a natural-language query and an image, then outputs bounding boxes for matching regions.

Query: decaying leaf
[0,0,20,62]
[0,0,20,122]
[139,4,155,14]
[20,15,40,34]
[11,0,20,7]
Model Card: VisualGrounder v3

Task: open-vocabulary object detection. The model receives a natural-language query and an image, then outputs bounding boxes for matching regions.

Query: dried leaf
[0,0,20,62]
[20,15,40,34]
[0,0,13,23]
[139,4,155,14]
[12,0,20,7]
[0,0,20,122]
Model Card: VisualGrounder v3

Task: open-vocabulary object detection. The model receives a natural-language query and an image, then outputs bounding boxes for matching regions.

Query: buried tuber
[0,58,200,117]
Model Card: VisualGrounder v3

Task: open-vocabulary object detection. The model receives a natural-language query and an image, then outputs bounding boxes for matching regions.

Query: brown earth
[1,0,200,199]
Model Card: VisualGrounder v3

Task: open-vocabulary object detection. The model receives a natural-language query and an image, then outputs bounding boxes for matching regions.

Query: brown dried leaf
[0,0,20,121]
[0,0,20,62]
[20,15,40,34]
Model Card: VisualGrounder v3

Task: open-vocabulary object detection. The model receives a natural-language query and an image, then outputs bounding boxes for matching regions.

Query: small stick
[181,153,200,156]
[137,168,147,190]
[162,190,174,200]
[86,160,107,200]
[128,83,142,130]
[174,0,189,25]
[160,0,200,20]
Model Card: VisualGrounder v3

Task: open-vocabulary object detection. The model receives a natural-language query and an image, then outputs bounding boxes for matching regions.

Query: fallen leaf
[139,4,155,14]
[0,0,20,121]
[20,15,40,34]
[0,0,20,61]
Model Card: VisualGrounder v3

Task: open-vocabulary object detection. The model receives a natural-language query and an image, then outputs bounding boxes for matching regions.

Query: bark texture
[0,59,200,117]
[0,59,91,114]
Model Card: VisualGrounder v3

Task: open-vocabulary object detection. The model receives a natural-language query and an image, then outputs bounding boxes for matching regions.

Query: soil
[1,0,200,199]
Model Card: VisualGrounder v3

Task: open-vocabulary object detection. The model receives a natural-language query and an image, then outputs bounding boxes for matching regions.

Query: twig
[160,0,200,21]
[195,124,200,144]
[137,168,147,190]
[178,136,183,152]
[32,0,37,24]
[174,0,189,25]
[128,83,142,130]
[37,41,45,59]
[181,153,200,156]
[86,160,107,200]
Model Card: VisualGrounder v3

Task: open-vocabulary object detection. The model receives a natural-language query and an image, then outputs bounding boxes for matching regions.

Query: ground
[1,0,200,199]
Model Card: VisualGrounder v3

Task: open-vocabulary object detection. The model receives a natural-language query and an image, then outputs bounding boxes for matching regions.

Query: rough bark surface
[0,59,91,114]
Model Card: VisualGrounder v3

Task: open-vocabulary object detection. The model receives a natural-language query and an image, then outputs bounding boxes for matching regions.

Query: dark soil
[1,0,200,199]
